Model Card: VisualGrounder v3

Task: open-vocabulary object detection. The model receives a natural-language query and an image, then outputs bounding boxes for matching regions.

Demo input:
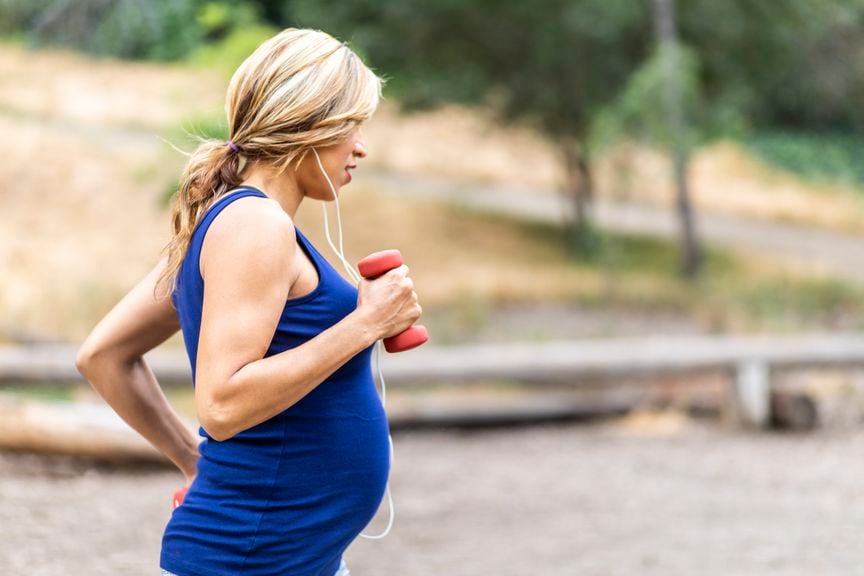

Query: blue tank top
[160,187,390,576]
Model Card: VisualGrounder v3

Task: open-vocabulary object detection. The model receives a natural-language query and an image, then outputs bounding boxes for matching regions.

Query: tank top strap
[293,225,324,265]
[196,187,270,237]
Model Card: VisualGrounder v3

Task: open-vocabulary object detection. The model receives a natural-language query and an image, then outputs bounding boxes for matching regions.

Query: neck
[239,161,304,219]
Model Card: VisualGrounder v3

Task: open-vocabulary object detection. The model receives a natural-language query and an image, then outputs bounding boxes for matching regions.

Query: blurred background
[3,1,864,574]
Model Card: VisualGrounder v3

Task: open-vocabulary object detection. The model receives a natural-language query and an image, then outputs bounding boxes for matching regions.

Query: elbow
[204,422,233,443]
[75,343,104,376]
[197,397,236,442]
[75,341,130,376]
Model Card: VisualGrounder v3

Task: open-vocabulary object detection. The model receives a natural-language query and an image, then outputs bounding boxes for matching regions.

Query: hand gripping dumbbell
[357,249,428,353]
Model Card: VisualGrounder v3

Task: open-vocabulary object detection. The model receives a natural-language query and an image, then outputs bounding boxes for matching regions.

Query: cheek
[298,162,326,194]
[307,157,343,193]
[306,154,334,179]
[326,154,350,180]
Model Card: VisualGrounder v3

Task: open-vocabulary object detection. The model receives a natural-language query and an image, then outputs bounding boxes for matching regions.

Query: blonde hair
[155,28,384,301]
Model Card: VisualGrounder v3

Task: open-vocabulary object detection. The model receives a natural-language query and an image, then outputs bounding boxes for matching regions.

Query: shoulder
[207,194,292,236]
[200,195,297,281]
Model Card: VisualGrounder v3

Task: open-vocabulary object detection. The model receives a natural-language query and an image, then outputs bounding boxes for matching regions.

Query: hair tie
[227,140,240,153]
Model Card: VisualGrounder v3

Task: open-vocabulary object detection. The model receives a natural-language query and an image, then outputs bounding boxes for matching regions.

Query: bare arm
[193,197,419,441]
[75,255,200,483]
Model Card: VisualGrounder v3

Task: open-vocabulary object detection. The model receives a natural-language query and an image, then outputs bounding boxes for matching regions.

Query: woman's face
[298,125,367,201]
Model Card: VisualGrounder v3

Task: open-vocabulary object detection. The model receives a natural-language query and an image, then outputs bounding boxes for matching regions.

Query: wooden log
[770,391,819,431]
[0,396,192,464]
[0,388,641,462]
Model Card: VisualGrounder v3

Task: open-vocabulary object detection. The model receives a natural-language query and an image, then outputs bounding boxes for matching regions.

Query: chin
[320,188,341,201]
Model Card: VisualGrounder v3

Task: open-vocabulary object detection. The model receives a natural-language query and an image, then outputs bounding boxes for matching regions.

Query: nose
[353,131,368,159]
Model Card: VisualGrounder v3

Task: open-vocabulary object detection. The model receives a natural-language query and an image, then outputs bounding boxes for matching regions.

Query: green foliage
[2,0,277,62]
[90,0,201,60]
[190,23,279,76]
[189,1,278,74]
[591,44,721,153]
[290,0,653,143]
[0,386,75,403]
[510,216,864,331]
[20,0,203,60]
[158,113,230,206]
[743,130,864,187]
[179,115,230,141]
[738,275,864,330]
[197,1,262,40]
[678,0,864,131]
[0,0,54,36]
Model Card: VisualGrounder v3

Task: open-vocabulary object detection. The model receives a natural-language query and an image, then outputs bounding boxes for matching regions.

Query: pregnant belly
[197,411,390,512]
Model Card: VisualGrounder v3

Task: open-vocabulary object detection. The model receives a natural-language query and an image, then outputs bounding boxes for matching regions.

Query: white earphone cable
[313,148,394,540]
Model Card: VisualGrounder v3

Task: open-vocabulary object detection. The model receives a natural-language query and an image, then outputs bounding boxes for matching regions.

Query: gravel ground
[2,416,864,576]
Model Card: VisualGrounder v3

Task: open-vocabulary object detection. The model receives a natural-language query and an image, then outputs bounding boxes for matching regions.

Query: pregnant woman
[75,28,422,576]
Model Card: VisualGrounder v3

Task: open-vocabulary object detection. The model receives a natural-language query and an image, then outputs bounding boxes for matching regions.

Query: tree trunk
[561,141,597,256]
[654,0,702,277]
[674,151,702,276]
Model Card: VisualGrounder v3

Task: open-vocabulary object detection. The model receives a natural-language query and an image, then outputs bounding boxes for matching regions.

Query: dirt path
[3,418,864,575]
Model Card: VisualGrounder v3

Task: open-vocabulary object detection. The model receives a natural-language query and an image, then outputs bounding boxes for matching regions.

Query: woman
[75,28,422,576]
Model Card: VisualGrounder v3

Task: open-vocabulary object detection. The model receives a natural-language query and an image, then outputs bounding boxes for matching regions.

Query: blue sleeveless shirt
[161,187,390,576]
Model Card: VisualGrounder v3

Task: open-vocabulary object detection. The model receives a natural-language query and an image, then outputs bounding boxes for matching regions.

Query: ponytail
[154,140,243,302]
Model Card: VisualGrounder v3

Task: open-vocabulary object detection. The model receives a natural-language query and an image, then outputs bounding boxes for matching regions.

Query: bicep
[78,254,181,364]
[194,204,297,413]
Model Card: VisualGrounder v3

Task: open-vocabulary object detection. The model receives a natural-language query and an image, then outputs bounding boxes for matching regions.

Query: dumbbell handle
[357,249,428,353]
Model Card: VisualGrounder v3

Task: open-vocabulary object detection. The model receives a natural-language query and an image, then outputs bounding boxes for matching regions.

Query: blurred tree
[23,0,202,60]
[289,0,654,256]
[0,0,281,61]
[678,0,864,132]
[592,0,705,276]
[655,0,700,277]
[0,0,55,36]
[591,42,707,276]
[197,2,260,40]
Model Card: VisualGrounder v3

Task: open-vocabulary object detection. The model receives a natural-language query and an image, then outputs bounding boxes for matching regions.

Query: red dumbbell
[357,249,428,353]
[173,486,188,509]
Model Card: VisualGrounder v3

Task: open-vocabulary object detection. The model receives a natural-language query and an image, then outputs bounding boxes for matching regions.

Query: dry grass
[0,114,173,342]
[0,43,225,130]
[595,142,864,232]
[2,43,863,344]
[295,184,600,307]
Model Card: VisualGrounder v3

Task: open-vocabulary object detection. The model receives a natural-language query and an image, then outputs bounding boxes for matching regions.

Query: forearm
[208,309,378,441]
[78,354,200,479]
